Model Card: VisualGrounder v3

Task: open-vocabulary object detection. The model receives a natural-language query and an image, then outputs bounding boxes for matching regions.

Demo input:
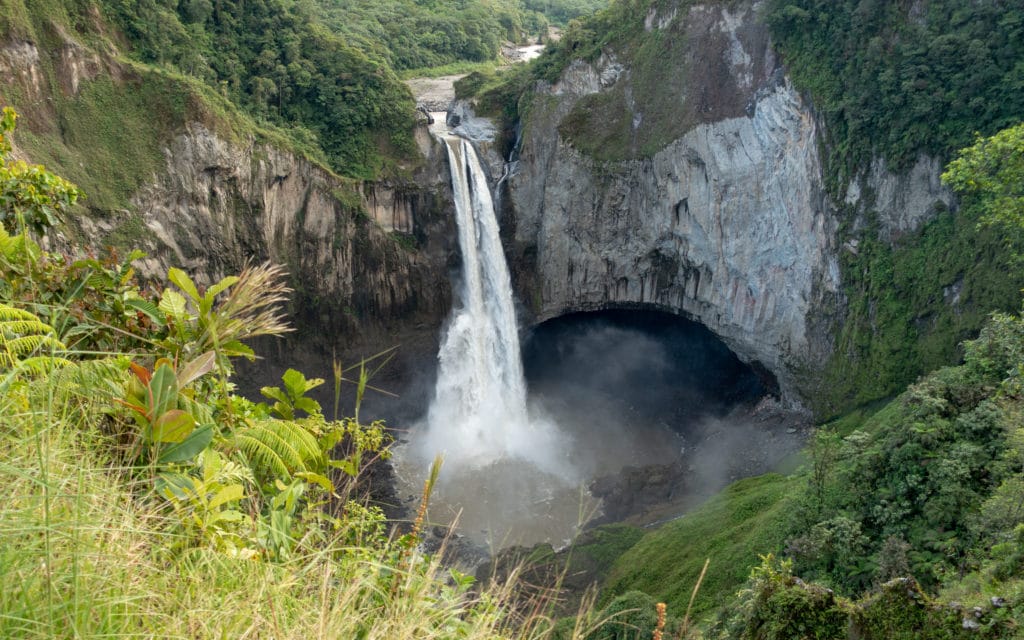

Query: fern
[0,303,67,370]
[232,419,325,480]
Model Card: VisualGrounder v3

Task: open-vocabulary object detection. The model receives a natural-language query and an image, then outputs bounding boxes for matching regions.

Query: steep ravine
[500,1,955,407]
[0,26,458,392]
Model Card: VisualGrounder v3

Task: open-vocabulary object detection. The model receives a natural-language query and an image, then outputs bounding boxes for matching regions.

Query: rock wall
[504,0,952,404]
[1,26,454,352]
[116,123,454,349]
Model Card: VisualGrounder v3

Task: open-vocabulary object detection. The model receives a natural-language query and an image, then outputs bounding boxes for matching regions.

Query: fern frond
[45,357,129,403]
[231,419,324,480]
[4,335,64,354]
[0,304,43,322]
[18,356,72,376]
[0,319,56,335]
[0,303,66,370]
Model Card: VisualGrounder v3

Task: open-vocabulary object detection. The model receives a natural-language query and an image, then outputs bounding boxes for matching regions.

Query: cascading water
[415,136,532,467]
[394,114,790,549]
[398,124,583,547]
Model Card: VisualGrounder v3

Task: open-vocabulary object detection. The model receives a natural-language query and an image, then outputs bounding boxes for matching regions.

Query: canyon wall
[503,1,953,403]
[120,124,453,344]
[1,29,455,361]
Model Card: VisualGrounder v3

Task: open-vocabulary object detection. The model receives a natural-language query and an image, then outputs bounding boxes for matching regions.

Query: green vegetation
[765,0,1024,186]
[603,474,797,622]
[587,295,1024,638]
[316,0,530,71]
[521,0,608,26]
[0,108,81,233]
[0,109,616,639]
[101,0,417,178]
[817,209,1024,414]
[461,0,1024,415]
[818,122,1024,414]
[763,3,1024,411]
[583,124,1024,636]
[943,122,1024,238]
[315,0,609,76]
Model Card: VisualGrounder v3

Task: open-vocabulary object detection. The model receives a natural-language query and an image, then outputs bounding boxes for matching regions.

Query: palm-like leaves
[161,262,294,362]
[232,419,325,480]
[0,302,67,372]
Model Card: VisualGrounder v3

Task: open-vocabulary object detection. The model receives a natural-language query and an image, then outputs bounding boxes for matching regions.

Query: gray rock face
[126,123,453,346]
[844,154,954,240]
[510,79,835,399]
[503,0,951,404]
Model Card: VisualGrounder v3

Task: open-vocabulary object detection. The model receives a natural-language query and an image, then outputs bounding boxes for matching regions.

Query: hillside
[3,0,1024,637]
[468,0,1024,413]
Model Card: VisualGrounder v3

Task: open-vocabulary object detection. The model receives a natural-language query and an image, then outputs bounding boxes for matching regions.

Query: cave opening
[522,308,772,437]
[394,307,805,553]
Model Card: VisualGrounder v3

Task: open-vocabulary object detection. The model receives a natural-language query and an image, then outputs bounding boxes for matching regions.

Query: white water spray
[412,131,568,478]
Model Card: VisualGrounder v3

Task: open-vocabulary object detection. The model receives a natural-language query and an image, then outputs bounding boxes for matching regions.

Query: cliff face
[504,1,952,404]
[119,124,452,343]
[1,26,454,358]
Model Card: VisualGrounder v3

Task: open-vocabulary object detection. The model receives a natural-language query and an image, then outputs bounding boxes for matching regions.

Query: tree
[942,121,1024,233]
[0,108,82,235]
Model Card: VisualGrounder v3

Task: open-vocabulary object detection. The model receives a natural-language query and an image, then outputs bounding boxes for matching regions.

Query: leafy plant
[261,368,324,420]
[158,263,293,367]
[157,448,255,556]
[0,302,67,374]
[118,352,216,464]
[230,418,325,482]
[0,107,82,234]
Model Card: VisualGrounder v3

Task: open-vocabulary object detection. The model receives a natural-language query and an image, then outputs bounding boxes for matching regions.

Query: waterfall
[415,135,538,469]
[405,126,577,480]
[397,127,581,547]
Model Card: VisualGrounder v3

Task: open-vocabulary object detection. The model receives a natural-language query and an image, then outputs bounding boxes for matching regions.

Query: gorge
[3,0,1024,636]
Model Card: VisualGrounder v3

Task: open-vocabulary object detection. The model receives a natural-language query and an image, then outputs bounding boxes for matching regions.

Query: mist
[393,308,807,549]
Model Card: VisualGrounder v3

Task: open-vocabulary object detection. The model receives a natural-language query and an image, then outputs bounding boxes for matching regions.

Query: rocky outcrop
[844,154,954,241]
[503,0,951,404]
[110,123,454,347]
[2,24,456,364]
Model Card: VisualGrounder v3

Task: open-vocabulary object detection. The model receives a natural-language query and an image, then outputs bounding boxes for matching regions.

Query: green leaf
[295,471,334,492]
[124,297,164,325]
[125,249,146,263]
[293,396,321,416]
[158,289,188,320]
[209,484,244,509]
[156,472,196,501]
[151,409,196,443]
[178,351,216,388]
[158,423,214,463]
[204,275,239,303]
[282,369,309,400]
[147,363,179,419]
[221,340,255,360]
[331,458,359,477]
[260,386,290,406]
[211,509,244,523]
[168,267,201,303]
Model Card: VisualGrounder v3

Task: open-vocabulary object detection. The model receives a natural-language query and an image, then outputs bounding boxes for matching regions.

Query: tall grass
[0,371,602,639]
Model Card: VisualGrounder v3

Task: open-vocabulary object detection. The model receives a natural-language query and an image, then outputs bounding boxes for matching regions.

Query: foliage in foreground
[595,122,1024,636]
[0,110,605,639]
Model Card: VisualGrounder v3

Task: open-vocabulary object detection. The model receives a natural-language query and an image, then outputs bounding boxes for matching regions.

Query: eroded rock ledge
[503,1,953,405]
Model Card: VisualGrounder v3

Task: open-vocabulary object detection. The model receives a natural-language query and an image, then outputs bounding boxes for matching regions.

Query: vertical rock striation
[504,1,952,404]
[126,123,453,346]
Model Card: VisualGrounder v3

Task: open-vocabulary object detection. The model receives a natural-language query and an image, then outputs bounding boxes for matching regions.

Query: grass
[0,369,612,639]
[399,59,502,80]
[601,474,797,623]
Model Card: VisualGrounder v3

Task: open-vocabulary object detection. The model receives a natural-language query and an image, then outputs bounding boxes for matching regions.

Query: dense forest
[2,0,1024,637]
[93,0,607,177]
[455,0,1024,636]
[468,0,1024,413]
